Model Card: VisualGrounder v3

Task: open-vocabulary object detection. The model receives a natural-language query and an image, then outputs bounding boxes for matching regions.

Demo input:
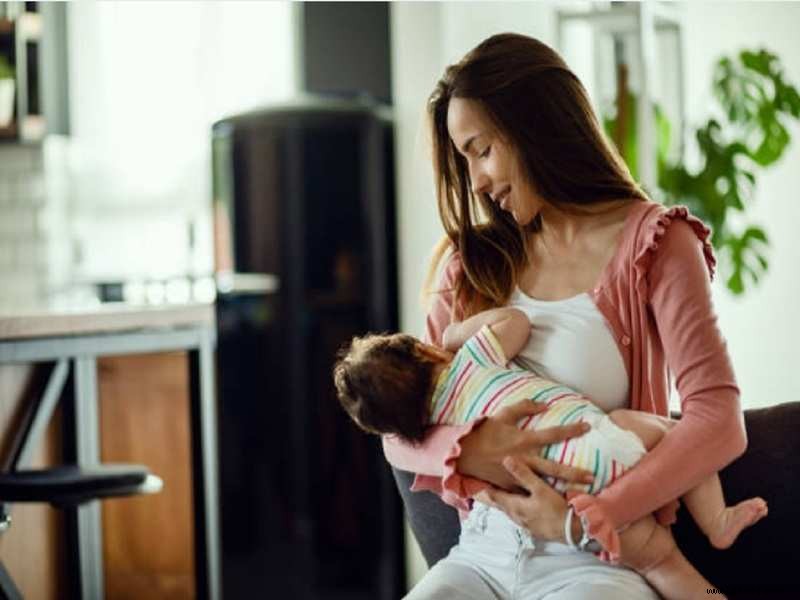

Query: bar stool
[0,360,163,599]
[0,465,163,599]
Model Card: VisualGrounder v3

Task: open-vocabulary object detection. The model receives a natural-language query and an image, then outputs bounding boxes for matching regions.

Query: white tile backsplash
[0,241,15,270]
[0,208,38,237]
[72,211,192,281]
[1,137,214,305]
[0,180,9,207]
[0,145,51,303]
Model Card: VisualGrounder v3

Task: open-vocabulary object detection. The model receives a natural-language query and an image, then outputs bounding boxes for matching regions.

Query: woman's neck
[536,199,636,251]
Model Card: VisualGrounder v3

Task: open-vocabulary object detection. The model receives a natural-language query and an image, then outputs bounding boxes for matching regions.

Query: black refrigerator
[211,97,404,599]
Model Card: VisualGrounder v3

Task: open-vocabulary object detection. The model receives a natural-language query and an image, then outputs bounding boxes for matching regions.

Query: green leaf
[740,49,779,78]
[655,104,672,166]
[0,56,15,80]
[750,107,790,165]
[726,270,744,295]
[742,226,768,244]
[776,80,800,117]
[604,46,800,295]
[721,225,769,295]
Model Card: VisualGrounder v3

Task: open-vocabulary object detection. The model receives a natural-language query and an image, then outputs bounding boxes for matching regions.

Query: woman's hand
[456,400,594,492]
[474,456,578,543]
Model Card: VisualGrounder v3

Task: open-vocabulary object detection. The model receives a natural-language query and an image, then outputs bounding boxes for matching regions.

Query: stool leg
[0,563,23,600]
[71,357,104,599]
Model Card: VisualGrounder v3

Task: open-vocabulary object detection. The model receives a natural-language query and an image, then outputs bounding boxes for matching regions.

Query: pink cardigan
[383,201,747,560]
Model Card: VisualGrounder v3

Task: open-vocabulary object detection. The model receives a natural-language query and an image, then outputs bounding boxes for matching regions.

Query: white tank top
[507,289,629,411]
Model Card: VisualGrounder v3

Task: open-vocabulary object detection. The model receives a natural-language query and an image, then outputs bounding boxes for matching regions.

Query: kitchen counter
[0,300,215,341]
[0,297,220,600]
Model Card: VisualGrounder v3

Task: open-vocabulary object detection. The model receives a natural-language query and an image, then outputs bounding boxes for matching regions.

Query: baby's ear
[414,341,452,363]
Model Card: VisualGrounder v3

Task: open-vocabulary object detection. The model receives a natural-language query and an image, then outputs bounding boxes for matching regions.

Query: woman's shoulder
[625,201,716,282]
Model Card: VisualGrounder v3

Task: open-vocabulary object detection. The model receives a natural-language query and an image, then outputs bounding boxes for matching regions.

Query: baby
[333,307,767,600]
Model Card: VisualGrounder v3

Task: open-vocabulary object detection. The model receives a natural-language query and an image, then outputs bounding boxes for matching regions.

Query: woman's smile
[494,186,512,211]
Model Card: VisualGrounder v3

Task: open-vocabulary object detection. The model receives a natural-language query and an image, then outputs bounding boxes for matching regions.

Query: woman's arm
[571,214,747,554]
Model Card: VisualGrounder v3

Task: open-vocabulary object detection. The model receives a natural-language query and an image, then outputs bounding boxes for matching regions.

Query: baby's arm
[442,307,530,360]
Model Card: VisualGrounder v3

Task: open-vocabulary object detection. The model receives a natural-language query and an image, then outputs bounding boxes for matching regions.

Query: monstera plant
[605,49,800,295]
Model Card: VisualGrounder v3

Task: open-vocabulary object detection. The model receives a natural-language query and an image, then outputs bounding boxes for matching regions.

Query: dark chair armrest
[673,402,800,598]
[390,468,460,567]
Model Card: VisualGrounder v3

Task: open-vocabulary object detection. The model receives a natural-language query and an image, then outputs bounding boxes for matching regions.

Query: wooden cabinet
[0,353,197,599]
[99,353,195,600]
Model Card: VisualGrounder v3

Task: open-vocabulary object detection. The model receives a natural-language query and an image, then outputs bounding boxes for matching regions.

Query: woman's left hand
[474,456,572,543]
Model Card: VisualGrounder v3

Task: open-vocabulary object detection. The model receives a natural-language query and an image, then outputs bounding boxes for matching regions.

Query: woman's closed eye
[479,145,492,158]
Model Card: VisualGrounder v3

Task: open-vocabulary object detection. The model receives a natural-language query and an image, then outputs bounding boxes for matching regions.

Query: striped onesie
[429,326,646,495]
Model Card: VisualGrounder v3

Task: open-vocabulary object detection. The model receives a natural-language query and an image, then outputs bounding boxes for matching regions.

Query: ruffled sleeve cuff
[411,416,491,514]
[568,493,622,562]
[568,495,680,562]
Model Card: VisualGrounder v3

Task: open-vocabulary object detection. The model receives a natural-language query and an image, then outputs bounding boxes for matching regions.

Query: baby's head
[333,333,447,443]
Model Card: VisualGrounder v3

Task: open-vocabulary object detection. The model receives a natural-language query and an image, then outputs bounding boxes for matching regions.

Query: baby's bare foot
[709,497,768,549]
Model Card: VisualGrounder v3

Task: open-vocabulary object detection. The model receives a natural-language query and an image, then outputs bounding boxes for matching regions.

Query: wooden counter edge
[0,303,215,341]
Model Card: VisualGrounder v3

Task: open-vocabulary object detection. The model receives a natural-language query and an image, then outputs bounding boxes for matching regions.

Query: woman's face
[447,97,544,226]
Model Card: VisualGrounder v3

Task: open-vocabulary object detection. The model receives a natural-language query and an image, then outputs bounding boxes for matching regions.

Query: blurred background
[0,1,798,598]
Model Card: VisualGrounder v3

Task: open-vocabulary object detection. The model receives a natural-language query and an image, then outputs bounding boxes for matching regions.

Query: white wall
[391,0,800,588]
[683,1,800,409]
[390,2,443,344]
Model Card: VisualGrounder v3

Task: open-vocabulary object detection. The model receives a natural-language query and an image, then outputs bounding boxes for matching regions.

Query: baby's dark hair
[333,333,440,443]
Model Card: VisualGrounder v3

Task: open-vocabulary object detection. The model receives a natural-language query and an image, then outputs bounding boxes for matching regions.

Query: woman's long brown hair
[426,33,647,317]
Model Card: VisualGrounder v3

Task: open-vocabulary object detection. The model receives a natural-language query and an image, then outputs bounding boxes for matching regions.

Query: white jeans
[405,502,660,600]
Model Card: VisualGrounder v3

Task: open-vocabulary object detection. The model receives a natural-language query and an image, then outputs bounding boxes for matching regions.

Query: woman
[384,33,746,598]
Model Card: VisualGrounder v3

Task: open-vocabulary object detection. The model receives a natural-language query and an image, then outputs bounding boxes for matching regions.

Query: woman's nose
[471,169,490,195]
